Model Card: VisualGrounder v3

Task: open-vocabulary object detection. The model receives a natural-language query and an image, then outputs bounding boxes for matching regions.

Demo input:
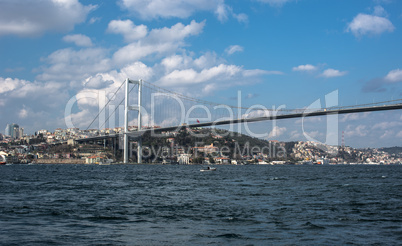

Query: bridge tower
[124,78,142,164]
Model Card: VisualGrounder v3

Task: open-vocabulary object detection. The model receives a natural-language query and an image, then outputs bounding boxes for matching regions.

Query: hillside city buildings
[1,124,401,165]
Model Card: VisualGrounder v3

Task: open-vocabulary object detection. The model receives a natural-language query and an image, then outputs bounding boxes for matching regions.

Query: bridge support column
[124,78,142,164]
[137,79,142,164]
[124,78,129,164]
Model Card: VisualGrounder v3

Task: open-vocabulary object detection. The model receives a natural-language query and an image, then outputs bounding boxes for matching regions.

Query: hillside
[140,128,291,162]
[378,147,402,157]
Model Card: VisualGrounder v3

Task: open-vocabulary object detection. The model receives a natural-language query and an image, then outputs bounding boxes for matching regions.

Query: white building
[178,154,191,165]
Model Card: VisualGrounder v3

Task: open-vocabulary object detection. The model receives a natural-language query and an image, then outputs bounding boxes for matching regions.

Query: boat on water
[98,162,111,165]
[200,166,217,172]
[0,154,6,165]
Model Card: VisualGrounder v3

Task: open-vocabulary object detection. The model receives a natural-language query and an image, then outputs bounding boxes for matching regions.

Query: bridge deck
[75,103,402,142]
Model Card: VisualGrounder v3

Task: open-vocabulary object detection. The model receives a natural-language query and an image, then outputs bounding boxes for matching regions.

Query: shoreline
[32,159,86,164]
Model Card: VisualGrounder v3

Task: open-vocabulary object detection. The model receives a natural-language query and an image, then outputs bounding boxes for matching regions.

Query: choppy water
[1,164,401,245]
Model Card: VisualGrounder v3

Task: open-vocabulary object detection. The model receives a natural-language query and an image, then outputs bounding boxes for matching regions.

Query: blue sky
[1,0,401,148]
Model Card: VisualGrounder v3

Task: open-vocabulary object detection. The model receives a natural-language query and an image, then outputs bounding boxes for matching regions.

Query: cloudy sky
[0,0,401,148]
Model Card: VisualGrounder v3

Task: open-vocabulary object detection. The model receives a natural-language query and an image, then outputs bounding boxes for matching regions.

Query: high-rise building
[5,123,20,139]
[5,124,10,136]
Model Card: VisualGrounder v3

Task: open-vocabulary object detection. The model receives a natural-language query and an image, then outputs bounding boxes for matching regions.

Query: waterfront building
[178,154,191,164]
[214,157,231,164]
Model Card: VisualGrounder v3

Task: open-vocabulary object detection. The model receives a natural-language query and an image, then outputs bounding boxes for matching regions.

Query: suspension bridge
[74,78,402,163]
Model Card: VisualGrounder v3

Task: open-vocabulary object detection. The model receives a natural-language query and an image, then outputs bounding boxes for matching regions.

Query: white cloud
[10,81,65,99]
[120,62,154,81]
[0,77,27,94]
[268,126,287,138]
[141,53,282,97]
[4,67,25,73]
[344,124,368,137]
[155,52,281,96]
[83,75,114,89]
[159,117,181,128]
[19,107,28,119]
[347,13,394,37]
[193,52,223,69]
[38,48,111,84]
[372,121,402,130]
[340,112,371,122]
[305,130,321,139]
[202,83,218,95]
[295,116,322,124]
[233,13,248,23]
[0,0,95,37]
[112,20,205,65]
[242,109,271,119]
[321,68,347,78]
[120,0,219,19]
[107,19,148,42]
[0,77,70,129]
[119,0,245,22]
[161,55,193,73]
[293,64,347,78]
[245,93,258,99]
[225,45,244,55]
[89,17,101,24]
[0,78,65,106]
[63,34,93,47]
[397,131,402,138]
[158,64,242,86]
[292,64,317,72]
[65,108,95,129]
[214,3,248,23]
[215,3,229,22]
[243,69,282,76]
[380,130,394,139]
[373,6,387,17]
[385,69,402,82]
[113,42,176,66]
[256,0,293,7]
[373,0,392,4]
[148,20,206,43]
[157,63,275,88]
[290,130,301,139]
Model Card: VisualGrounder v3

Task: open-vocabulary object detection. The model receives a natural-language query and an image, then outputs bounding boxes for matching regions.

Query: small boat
[98,162,111,165]
[200,166,217,172]
[0,155,6,165]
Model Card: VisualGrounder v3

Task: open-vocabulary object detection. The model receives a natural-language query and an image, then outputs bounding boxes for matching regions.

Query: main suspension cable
[98,83,137,130]
[86,80,126,130]
[142,80,402,112]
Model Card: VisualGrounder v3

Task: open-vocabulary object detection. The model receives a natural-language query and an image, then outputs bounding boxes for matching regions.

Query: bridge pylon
[124,78,142,164]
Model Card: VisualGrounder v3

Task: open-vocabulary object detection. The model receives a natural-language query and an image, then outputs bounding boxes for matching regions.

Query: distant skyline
[1,0,401,148]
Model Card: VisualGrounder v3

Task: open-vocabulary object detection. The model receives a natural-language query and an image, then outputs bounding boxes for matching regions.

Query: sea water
[1,164,401,245]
